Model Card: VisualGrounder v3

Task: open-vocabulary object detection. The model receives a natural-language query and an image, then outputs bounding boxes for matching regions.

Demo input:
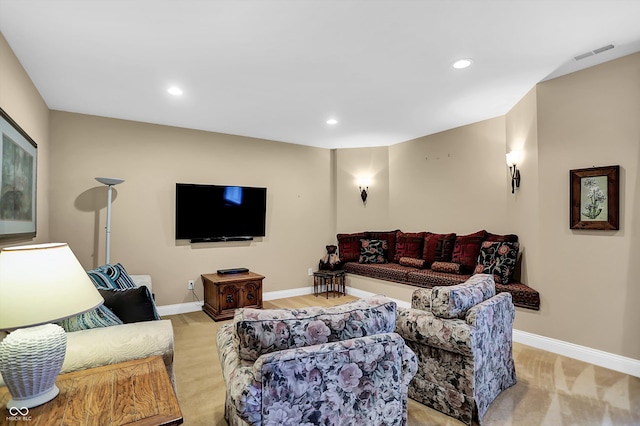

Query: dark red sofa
[337,230,540,311]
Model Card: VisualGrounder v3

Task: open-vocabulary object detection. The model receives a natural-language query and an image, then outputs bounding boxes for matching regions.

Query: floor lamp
[95,177,124,264]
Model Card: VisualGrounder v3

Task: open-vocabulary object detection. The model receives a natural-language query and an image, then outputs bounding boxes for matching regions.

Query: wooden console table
[201,271,264,321]
[0,355,182,426]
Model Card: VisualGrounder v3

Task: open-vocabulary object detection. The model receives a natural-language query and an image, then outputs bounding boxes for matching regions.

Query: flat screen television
[175,183,267,242]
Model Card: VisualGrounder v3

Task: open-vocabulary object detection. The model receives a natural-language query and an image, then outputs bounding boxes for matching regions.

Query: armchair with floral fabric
[395,274,517,425]
[216,295,418,426]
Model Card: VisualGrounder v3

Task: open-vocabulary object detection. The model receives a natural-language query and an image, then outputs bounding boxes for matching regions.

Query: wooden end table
[0,355,182,426]
[201,271,264,321]
[313,270,346,299]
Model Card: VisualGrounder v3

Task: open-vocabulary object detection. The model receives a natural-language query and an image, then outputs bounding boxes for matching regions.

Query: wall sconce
[359,186,369,203]
[506,151,522,193]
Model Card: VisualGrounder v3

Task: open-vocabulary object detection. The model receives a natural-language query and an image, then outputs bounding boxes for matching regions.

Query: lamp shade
[0,243,103,330]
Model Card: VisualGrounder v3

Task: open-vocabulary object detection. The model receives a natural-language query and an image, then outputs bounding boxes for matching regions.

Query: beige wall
[534,53,640,359]
[388,116,508,233]
[335,147,391,232]
[0,32,50,247]
[48,112,334,306]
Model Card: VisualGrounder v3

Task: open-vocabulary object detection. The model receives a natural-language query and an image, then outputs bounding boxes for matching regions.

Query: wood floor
[166,295,640,425]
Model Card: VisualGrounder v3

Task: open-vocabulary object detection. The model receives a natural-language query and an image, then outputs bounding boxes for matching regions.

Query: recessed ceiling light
[452,59,473,69]
[326,118,338,125]
[168,86,183,95]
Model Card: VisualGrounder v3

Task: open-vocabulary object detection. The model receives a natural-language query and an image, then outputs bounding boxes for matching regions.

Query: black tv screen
[175,183,267,241]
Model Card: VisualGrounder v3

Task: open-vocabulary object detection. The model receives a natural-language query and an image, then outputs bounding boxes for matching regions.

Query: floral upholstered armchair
[216,295,417,426]
[395,274,516,425]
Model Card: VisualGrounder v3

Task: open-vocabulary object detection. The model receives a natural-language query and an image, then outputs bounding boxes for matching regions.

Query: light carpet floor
[167,295,640,425]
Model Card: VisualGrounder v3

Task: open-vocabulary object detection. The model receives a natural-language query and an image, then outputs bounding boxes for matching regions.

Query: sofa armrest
[411,288,432,311]
[0,319,175,388]
[130,274,153,293]
[466,292,515,327]
[61,319,173,374]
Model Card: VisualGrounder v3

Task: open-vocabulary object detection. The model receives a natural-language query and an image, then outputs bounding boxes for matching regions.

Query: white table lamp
[0,243,103,409]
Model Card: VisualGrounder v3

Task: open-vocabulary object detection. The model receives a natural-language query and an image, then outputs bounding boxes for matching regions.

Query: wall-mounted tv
[175,183,267,242]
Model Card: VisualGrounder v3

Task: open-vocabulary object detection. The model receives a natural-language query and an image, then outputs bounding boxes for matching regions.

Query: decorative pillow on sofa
[422,232,456,266]
[87,263,138,290]
[58,304,123,332]
[430,261,463,274]
[359,239,388,264]
[451,230,486,273]
[394,231,425,262]
[399,256,426,269]
[98,285,160,323]
[365,230,398,261]
[337,232,366,262]
[234,295,397,362]
[474,241,520,284]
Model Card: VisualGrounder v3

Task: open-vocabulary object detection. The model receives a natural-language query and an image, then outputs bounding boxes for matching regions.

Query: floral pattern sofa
[216,295,418,426]
[395,274,517,425]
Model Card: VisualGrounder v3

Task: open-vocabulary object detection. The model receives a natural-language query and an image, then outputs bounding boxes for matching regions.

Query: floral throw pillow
[474,241,520,283]
[359,239,388,264]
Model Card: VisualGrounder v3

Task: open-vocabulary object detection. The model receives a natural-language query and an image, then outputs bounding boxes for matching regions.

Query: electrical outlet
[188,279,195,290]
[308,268,313,276]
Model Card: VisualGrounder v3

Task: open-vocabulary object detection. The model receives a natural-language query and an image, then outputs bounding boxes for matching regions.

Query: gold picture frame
[570,165,619,230]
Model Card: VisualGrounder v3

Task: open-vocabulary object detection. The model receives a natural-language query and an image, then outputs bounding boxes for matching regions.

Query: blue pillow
[87,263,138,290]
[58,304,123,332]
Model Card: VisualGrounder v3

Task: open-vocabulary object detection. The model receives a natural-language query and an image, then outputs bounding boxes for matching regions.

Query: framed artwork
[0,107,37,240]
[570,165,619,230]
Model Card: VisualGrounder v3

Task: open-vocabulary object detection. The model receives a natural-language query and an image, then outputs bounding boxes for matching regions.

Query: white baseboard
[512,330,640,378]
[157,301,204,317]
[157,286,640,378]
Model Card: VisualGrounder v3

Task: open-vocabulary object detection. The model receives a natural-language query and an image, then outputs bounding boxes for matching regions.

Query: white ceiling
[1,0,640,149]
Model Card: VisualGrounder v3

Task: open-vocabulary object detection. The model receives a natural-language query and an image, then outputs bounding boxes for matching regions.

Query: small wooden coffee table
[0,355,182,426]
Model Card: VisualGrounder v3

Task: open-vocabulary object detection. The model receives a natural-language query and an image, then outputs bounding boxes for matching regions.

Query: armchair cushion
[430,274,496,319]
[234,295,396,362]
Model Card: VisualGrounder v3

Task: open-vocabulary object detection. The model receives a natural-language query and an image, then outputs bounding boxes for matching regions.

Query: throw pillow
[474,241,520,284]
[337,232,366,262]
[365,230,399,261]
[58,304,123,332]
[87,263,138,290]
[398,256,426,269]
[359,239,388,264]
[394,231,425,262]
[430,261,463,274]
[98,285,160,323]
[451,230,486,273]
[422,232,456,266]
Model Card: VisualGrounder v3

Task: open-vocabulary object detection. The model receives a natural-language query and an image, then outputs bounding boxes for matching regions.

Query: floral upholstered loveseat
[216,295,418,426]
[395,274,516,425]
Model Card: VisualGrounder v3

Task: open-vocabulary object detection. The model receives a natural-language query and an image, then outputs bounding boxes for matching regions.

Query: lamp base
[0,324,67,409]
[6,385,60,410]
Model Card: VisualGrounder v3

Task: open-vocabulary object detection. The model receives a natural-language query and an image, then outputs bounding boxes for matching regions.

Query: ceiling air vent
[574,44,615,61]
